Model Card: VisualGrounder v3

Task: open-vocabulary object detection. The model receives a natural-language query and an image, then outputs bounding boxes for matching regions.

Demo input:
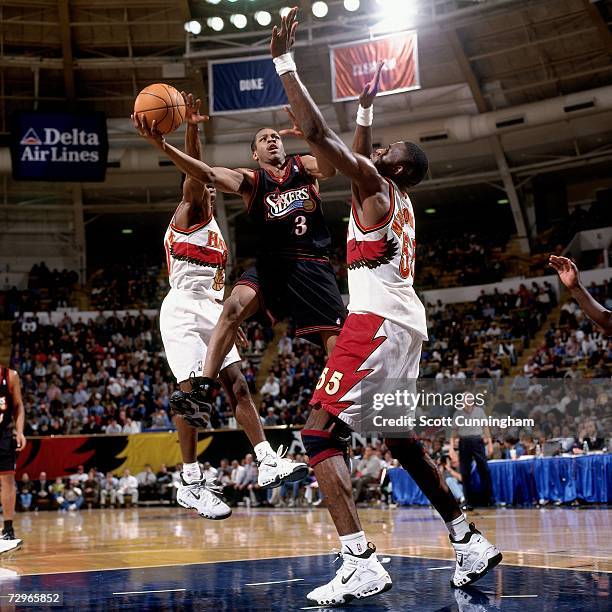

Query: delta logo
[265,186,316,220]
[19,126,101,163]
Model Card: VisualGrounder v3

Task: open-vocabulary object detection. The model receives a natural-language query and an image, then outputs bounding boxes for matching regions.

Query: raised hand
[270,6,298,58]
[131,113,165,148]
[181,91,209,125]
[278,106,305,139]
[549,255,580,290]
[359,60,385,109]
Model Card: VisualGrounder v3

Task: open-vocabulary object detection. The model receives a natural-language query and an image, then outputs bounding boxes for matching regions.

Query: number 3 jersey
[346,178,428,340]
[246,155,331,259]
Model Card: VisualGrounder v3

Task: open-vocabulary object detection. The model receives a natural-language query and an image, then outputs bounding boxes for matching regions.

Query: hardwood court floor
[2,505,610,576]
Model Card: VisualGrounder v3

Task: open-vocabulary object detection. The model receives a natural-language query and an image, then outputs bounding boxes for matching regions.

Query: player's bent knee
[302,429,346,468]
[231,374,250,403]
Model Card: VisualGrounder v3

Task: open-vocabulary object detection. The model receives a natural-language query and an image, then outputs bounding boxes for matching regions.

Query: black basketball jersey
[0,367,14,432]
[246,155,331,259]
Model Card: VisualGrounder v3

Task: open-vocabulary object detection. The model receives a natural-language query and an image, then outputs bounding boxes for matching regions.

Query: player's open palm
[359,60,385,109]
[279,106,304,139]
[549,255,579,289]
[270,7,298,58]
[181,92,209,125]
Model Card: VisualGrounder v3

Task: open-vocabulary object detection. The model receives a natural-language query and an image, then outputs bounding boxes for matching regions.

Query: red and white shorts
[310,312,423,431]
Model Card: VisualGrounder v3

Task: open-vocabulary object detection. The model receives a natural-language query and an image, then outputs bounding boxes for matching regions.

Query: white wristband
[356,104,373,127]
[273,53,297,76]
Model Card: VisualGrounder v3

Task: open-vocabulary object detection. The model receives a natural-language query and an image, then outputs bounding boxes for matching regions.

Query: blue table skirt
[388,454,612,506]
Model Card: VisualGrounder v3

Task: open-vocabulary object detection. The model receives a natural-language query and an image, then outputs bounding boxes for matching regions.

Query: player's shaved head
[372,141,428,190]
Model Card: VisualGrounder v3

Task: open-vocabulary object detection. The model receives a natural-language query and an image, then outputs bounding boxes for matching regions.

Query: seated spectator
[69,465,89,486]
[19,473,34,511]
[439,456,464,505]
[82,469,101,508]
[60,482,84,512]
[49,477,65,507]
[150,408,171,430]
[117,469,139,507]
[156,464,173,502]
[351,446,382,503]
[100,473,119,508]
[34,471,51,510]
[136,465,157,500]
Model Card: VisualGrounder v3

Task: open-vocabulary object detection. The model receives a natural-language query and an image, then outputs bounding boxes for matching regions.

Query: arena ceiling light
[183,20,202,35]
[230,14,248,29]
[424,208,436,214]
[344,0,360,11]
[372,0,418,33]
[279,7,292,18]
[312,1,329,18]
[497,198,509,205]
[205,0,221,4]
[207,17,225,32]
[255,11,272,26]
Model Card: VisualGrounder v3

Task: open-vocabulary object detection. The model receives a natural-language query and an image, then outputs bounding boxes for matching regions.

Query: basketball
[133,83,186,134]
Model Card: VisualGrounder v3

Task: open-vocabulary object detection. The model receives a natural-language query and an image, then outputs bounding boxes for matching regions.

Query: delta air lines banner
[10,112,108,181]
[208,55,289,115]
[330,31,419,102]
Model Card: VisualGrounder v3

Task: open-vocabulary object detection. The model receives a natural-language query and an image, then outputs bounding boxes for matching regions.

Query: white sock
[182,462,201,483]
[446,514,471,540]
[254,441,274,462]
[339,531,368,555]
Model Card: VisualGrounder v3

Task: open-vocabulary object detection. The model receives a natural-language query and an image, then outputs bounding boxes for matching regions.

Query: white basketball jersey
[346,179,428,339]
[163,212,228,298]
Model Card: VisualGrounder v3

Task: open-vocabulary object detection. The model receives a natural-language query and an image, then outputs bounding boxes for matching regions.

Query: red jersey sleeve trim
[246,169,260,213]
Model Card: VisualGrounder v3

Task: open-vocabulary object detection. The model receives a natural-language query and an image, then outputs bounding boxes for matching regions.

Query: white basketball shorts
[160,288,241,383]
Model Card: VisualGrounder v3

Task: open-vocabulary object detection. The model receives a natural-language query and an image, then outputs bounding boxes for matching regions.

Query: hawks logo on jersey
[167,230,228,269]
[264,186,316,220]
[347,236,398,270]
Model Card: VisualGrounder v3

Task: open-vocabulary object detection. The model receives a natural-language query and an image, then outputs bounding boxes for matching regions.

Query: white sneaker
[306,543,392,606]
[0,538,22,556]
[450,523,502,588]
[177,477,231,520]
[257,445,309,489]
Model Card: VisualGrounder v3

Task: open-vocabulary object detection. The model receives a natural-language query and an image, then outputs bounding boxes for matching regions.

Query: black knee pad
[302,416,351,468]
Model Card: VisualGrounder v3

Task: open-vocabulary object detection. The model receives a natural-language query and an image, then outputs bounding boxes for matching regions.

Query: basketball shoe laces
[184,477,225,505]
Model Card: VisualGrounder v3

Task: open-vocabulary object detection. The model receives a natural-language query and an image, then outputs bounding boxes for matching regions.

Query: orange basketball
[133,83,186,135]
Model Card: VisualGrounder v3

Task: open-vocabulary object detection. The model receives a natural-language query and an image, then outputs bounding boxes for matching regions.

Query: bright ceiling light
[312,1,329,18]
[279,7,291,18]
[183,20,202,35]
[207,17,225,32]
[255,10,272,26]
[230,14,247,29]
[344,0,360,11]
[372,0,418,33]
[205,0,221,4]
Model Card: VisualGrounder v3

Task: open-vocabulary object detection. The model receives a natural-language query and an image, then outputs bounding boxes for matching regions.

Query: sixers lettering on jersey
[247,155,331,258]
[265,186,316,220]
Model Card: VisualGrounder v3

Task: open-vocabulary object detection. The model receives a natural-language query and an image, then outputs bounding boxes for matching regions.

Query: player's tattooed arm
[279,107,336,180]
[549,255,612,334]
[271,8,386,222]
[352,60,384,157]
[132,113,254,198]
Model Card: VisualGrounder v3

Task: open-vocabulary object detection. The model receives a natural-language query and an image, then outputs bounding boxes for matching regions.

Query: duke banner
[208,55,289,114]
[10,112,108,182]
[330,31,420,102]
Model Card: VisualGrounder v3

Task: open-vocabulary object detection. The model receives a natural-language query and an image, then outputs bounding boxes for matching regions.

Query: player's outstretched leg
[220,364,308,488]
[302,408,392,606]
[385,437,502,587]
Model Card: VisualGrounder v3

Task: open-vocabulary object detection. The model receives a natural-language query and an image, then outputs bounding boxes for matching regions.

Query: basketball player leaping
[133,86,348,472]
[156,93,307,519]
[270,9,502,605]
[0,364,26,554]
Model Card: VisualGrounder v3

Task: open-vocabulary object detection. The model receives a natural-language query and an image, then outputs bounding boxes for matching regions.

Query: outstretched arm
[279,107,336,180]
[270,9,383,201]
[549,255,612,334]
[132,114,253,198]
[352,60,384,157]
